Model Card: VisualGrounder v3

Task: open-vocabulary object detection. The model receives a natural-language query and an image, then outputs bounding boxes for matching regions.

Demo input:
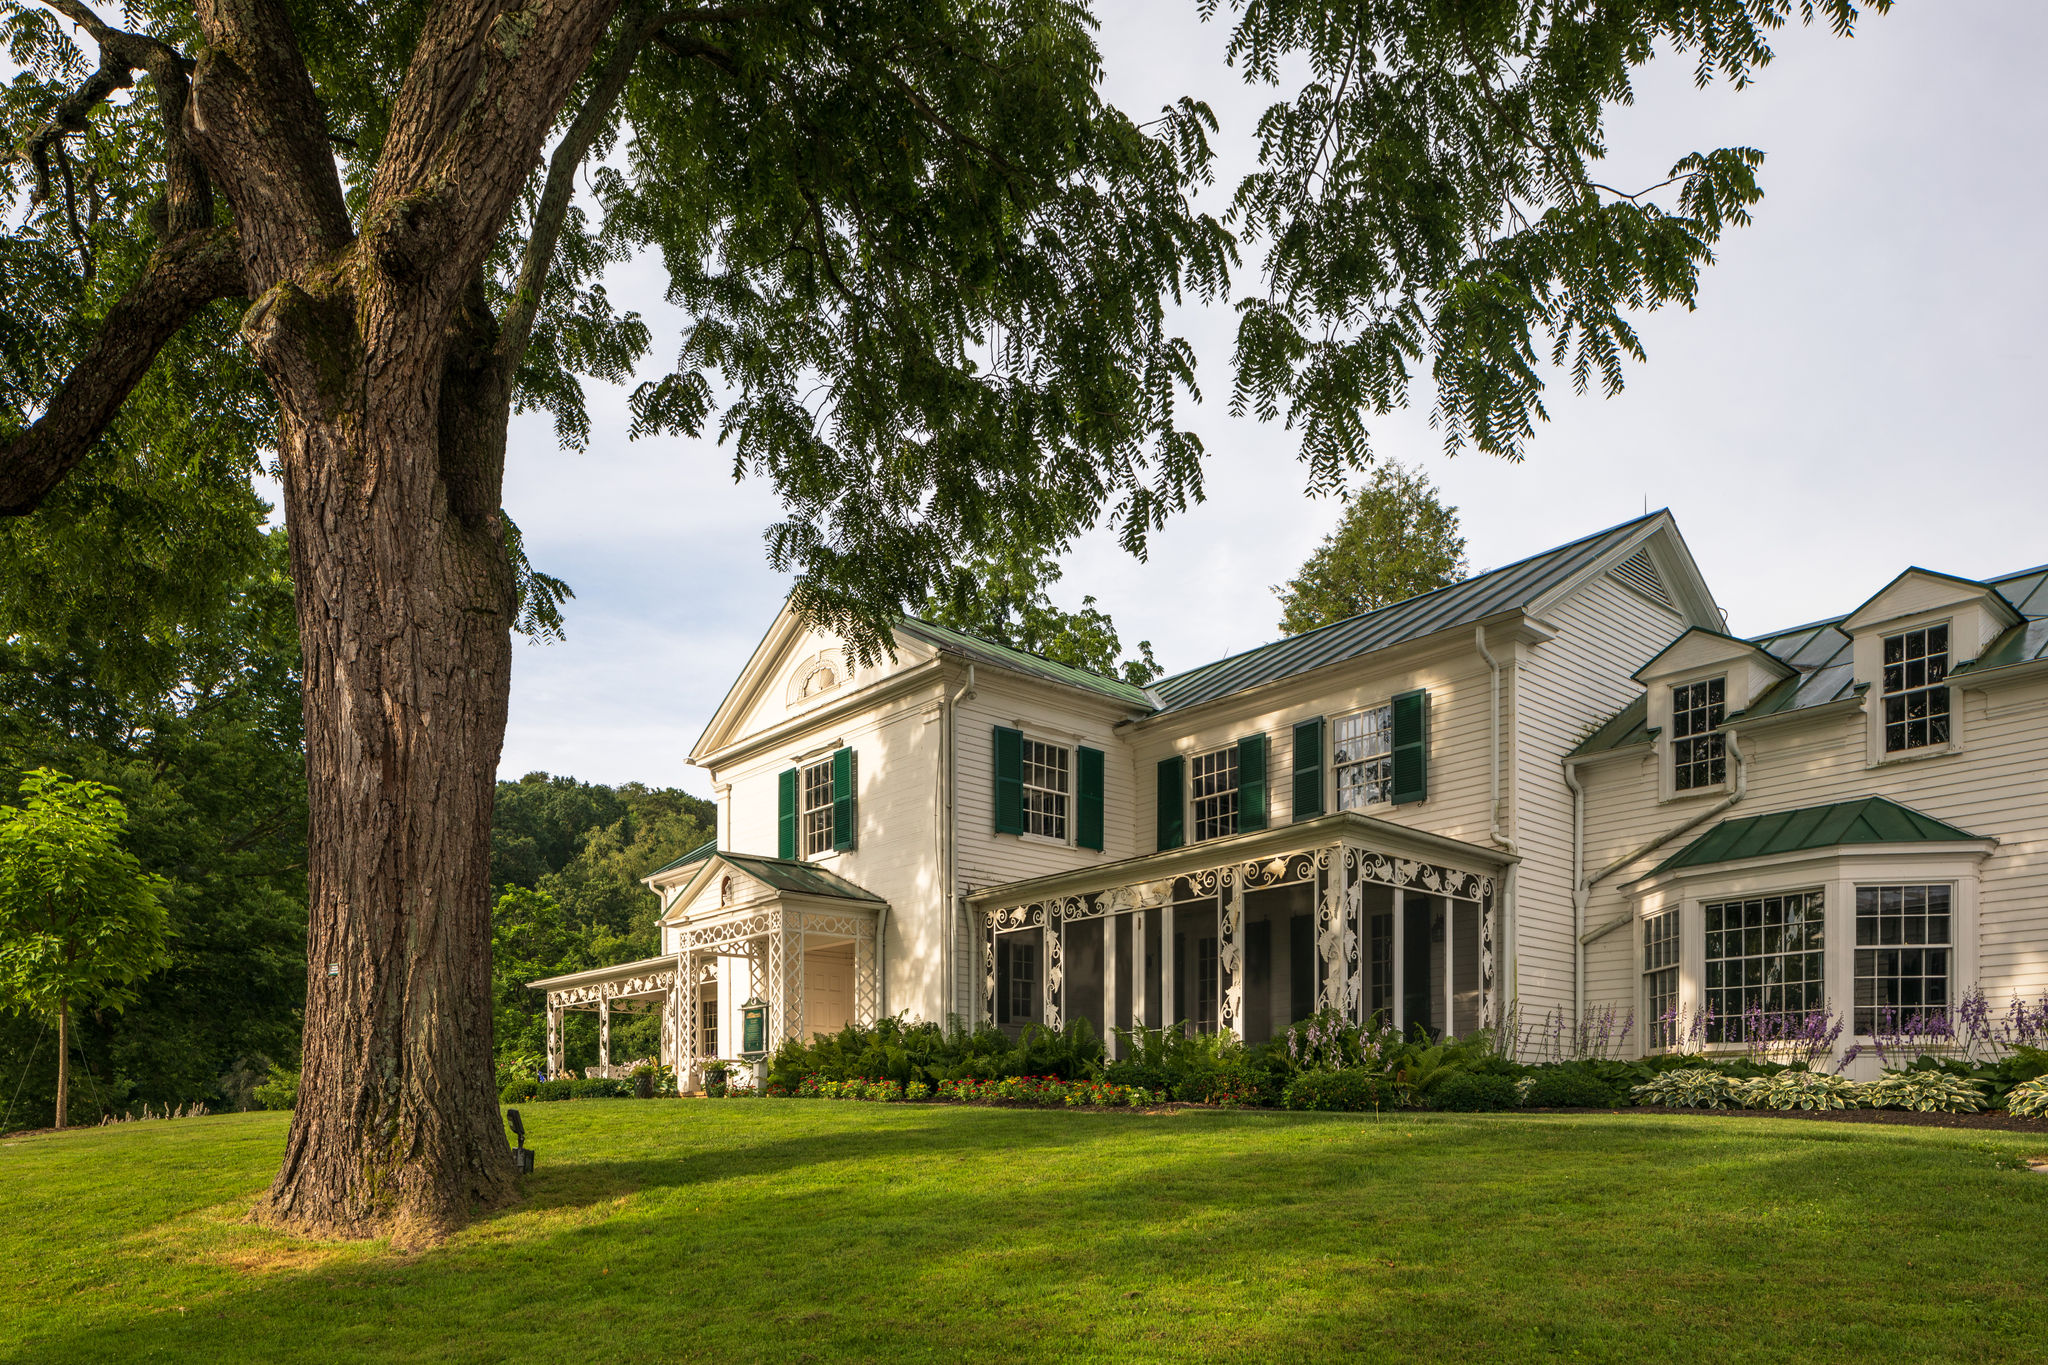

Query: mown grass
[2,1102,2044,1363]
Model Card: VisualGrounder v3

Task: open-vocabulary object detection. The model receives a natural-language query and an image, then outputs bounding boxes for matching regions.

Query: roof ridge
[1155,508,1670,689]
[896,616,1153,701]
[1750,559,2048,643]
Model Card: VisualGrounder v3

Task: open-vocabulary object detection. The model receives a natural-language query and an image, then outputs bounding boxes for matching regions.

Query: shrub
[1741,1070,1862,1111]
[2004,1076,2048,1119]
[1866,1070,1986,1114]
[1632,1068,1739,1109]
[253,1065,299,1112]
[1281,1069,1385,1112]
[1430,1072,1520,1112]
[1521,1064,1625,1109]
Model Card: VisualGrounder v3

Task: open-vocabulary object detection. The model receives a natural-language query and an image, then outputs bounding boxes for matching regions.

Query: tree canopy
[921,547,1162,685]
[1275,463,1468,635]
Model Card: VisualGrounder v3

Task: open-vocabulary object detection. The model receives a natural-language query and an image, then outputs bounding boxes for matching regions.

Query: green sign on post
[740,998,768,1058]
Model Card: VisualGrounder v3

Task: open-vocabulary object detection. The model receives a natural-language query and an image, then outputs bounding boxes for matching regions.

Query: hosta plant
[1746,1071,1863,1112]
[1865,1070,1987,1114]
[1632,1068,1739,1110]
[2002,1075,2048,1119]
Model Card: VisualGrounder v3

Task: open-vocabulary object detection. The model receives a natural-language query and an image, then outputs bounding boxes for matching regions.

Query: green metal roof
[650,846,885,902]
[894,618,1156,710]
[1150,511,1677,713]
[1569,694,1652,757]
[646,838,717,880]
[1573,559,2048,755]
[1649,797,1984,875]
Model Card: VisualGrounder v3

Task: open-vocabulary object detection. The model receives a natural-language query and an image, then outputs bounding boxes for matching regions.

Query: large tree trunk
[55,1001,68,1131]
[245,277,522,1244]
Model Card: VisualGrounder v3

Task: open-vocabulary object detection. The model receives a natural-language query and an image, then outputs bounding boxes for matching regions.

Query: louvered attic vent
[1611,548,1675,610]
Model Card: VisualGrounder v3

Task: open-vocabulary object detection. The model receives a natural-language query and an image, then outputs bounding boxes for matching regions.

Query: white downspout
[941,663,977,1024]
[1473,627,1521,1020]
[1568,728,1748,1020]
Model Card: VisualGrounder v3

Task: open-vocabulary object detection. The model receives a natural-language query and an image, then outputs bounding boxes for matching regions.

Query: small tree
[0,769,168,1128]
[1275,465,1469,636]
[924,547,1162,685]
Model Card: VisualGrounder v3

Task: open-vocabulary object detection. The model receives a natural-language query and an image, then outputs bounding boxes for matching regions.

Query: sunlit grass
[3,1102,2044,1362]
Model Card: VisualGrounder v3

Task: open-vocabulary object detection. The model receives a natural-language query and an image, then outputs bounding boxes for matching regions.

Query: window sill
[1659,783,1732,805]
[1866,742,1963,771]
[1019,832,1073,850]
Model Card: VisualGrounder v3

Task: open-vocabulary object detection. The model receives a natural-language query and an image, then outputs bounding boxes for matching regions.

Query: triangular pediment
[689,600,941,765]
[1528,512,1723,633]
[1841,568,2021,636]
[1634,628,1795,684]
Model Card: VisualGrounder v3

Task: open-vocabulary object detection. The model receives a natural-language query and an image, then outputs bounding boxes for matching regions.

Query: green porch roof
[1648,797,1984,875]
[649,844,885,903]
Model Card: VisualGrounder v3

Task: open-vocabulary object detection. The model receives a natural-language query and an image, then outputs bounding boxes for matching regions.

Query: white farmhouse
[530,511,2048,1081]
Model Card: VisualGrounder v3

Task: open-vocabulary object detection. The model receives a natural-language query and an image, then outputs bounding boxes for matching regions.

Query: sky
[496,1,2048,796]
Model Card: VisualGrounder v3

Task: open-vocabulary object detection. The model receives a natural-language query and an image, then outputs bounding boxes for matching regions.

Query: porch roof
[966,808,1511,910]
[526,953,677,994]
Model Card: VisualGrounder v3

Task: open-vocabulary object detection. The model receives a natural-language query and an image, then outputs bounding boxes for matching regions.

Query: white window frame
[1670,676,1727,793]
[800,757,835,858]
[1852,881,1955,1039]
[1189,746,1239,843]
[1878,621,1953,757]
[1643,908,1680,1049]
[1020,737,1072,845]
[1333,703,1394,811]
[1700,888,1827,1045]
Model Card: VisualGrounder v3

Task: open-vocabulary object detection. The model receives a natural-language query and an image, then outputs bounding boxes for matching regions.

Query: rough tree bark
[2,0,625,1242]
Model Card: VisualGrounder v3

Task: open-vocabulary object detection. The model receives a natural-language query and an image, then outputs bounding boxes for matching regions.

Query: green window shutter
[1236,733,1268,832]
[777,768,798,859]
[1156,755,1185,851]
[1391,689,1429,805]
[1291,717,1325,821]
[1077,746,1105,851]
[993,726,1025,835]
[831,747,857,851]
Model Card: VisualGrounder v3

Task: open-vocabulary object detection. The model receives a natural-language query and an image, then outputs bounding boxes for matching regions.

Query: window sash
[1643,909,1680,1048]
[1881,625,1951,753]
[1701,890,1826,1042]
[1190,747,1239,842]
[1021,739,1070,841]
[1333,705,1394,810]
[801,759,835,856]
[1854,884,1952,1034]
[1671,678,1726,790]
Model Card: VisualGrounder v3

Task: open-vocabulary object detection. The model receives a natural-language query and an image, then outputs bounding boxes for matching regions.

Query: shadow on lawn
[10,1109,2046,1365]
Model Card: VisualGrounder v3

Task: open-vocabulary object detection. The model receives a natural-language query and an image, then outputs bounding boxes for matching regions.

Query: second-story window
[1334,704,1394,809]
[1671,678,1726,790]
[1021,740,1070,841]
[1190,746,1239,841]
[1882,624,1950,753]
[801,758,835,855]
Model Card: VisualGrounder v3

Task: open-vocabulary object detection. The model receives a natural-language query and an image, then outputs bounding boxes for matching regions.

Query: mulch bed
[1526,1105,2048,1134]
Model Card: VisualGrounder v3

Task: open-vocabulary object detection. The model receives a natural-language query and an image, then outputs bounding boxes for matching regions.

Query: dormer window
[1671,678,1725,791]
[1881,625,1950,753]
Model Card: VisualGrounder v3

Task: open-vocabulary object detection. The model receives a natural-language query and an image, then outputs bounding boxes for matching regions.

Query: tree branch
[0,227,244,516]
[496,3,659,383]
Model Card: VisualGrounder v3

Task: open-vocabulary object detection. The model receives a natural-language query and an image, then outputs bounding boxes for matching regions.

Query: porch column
[680,948,698,1092]
[766,911,786,1045]
[1044,902,1063,1030]
[545,996,564,1077]
[855,918,878,1027]
[665,960,683,1079]
[1104,913,1121,1058]
[782,913,806,1045]
[1221,879,1244,1038]
[1131,911,1147,1034]
[597,985,612,1074]
[1160,903,1177,1035]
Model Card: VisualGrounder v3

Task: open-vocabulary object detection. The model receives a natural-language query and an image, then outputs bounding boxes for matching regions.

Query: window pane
[1703,891,1826,1043]
[1854,885,1953,1035]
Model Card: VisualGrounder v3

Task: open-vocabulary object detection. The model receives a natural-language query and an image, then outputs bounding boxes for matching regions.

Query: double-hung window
[1671,678,1726,791]
[1643,910,1680,1048]
[1882,624,1950,753]
[1703,890,1825,1042]
[1021,740,1070,841]
[1334,705,1394,810]
[801,758,835,856]
[1854,884,1951,1035]
[1190,746,1239,842]
[700,997,719,1055]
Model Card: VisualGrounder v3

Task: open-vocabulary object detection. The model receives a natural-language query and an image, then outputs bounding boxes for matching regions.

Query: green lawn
[3,1103,2044,1363]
